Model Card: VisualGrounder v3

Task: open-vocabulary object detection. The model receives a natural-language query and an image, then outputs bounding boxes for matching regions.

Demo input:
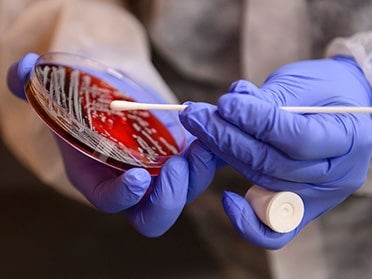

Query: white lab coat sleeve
[326,31,372,197]
[0,0,176,203]
[325,31,372,86]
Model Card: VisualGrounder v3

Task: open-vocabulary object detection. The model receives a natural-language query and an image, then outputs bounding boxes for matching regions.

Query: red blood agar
[26,61,183,175]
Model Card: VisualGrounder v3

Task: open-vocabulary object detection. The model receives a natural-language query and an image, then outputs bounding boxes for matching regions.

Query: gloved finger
[228,79,294,109]
[56,137,152,213]
[186,140,217,202]
[126,156,189,237]
[222,162,360,230]
[228,80,261,95]
[227,80,280,106]
[217,93,355,160]
[89,168,152,213]
[230,59,370,107]
[180,102,333,183]
[227,164,335,225]
[260,57,372,106]
[7,53,39,100]
[222,191,297,249]
[228,77,305,106]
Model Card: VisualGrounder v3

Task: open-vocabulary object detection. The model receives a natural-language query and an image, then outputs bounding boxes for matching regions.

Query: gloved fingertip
[222,190,237,199]
[188,141,215,162]
[228,80,259,94]
[217,94,241,118]
[187,142,217,202]
[179,101,195,115]
[179,102,215,133]
[146,156,188,210]
[7,62,27,99]
[178,102,193,121]
[222,191,247,215]
[85,169,151,214]
[182,101,194,106]
[7,53,39,100]
[228,80,242,92]
[122,168,151,195]
[162,155,188,176]
[222,191,295,249]
[222,191,262,242]
[17,52,39,76]
[126,157,189,237]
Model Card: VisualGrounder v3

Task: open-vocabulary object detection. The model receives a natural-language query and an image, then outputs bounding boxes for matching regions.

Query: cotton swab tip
[110,100,188,111]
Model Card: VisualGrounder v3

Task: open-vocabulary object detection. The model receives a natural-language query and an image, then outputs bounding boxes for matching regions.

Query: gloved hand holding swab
[109,99,318,233]
[109,99,372,233]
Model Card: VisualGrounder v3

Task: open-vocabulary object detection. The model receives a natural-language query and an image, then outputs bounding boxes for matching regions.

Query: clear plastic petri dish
[25,52,187,175]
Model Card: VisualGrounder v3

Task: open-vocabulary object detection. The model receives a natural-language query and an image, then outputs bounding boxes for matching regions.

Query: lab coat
[1,0,371,278]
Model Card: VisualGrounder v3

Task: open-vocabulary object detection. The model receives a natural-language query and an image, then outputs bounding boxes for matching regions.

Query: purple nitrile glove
[180,56,372,249]
[7,53,215,237]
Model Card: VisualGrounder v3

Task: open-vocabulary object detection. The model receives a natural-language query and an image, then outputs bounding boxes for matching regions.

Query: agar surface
[29,64,179,170]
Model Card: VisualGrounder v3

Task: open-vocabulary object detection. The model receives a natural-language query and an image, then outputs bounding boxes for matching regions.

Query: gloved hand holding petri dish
[24,52,187,175]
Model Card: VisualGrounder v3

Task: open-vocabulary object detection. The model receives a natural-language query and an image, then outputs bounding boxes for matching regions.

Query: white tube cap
[245,186,304,233]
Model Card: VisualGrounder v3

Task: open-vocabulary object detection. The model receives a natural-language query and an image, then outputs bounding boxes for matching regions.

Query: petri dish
[25,52,187,175]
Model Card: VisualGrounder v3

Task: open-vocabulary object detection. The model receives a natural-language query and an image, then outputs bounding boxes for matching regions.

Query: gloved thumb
[89,168,152,213]
[228,80,259,95]
[228,79,277,104]
[7,53,39,100]
[222,191,297,249]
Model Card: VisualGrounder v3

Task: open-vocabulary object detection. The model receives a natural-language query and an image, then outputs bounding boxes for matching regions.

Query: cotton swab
[110,100,372,114]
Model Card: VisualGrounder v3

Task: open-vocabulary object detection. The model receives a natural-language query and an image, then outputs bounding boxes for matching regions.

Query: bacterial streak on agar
[26,61,182,174]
